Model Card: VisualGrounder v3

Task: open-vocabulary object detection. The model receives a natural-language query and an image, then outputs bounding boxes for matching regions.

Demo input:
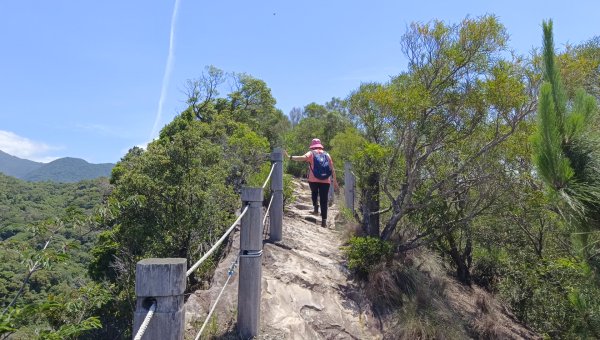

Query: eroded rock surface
[185,180,381,339]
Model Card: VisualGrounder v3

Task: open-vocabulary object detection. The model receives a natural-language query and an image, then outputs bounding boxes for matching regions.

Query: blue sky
[0,1,598,164]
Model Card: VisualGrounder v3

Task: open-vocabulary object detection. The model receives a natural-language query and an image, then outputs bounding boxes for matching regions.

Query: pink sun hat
[309,138,324,149]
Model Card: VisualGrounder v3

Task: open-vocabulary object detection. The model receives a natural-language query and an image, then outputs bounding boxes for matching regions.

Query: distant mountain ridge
[0,150,43,178]
[0,150,114,183]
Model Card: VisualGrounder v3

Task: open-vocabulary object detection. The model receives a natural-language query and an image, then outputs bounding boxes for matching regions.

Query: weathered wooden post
[344,162,355,213]
[238,187,263,339]
[270,148,284,242]
[133,258,186,340]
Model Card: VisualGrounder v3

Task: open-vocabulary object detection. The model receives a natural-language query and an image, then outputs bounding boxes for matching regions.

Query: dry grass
[363,247,539,339]
[332,197,539,339]
[366,262,407,308]
[389,293,467,340]
[476,294,491,314]
[471,315,504,339]
[359,248,470,339]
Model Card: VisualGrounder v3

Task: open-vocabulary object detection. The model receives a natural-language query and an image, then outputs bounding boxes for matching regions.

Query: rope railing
[262,163,277,189]
[186,205,249,277]
[133,300,156,340]
[194,257,239,340]
[263,195,275,227]
[262,195,275,239]
[133,148,285,340]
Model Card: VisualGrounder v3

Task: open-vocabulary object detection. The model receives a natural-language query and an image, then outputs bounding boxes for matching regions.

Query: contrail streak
[150,0,181,140]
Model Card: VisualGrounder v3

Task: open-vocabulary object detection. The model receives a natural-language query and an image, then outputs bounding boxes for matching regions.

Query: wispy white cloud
[150,0,181,140]
[0,130,61,162]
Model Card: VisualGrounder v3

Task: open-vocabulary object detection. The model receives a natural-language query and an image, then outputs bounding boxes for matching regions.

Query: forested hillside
[0,174,112,338]
[0,150,42,179]
[0,151,114,183]
[1,15,600,339]
[331,18,600,338]
[22,158,114,183]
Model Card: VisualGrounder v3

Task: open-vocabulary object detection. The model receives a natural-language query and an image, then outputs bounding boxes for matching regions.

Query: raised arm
[284,149,309,162]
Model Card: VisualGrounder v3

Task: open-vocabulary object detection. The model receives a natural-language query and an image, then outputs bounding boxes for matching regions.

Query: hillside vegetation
[0,174,112,338]
[0,150,114,183]
[1,16,600,339]
[22,158,114,183]
[0,150,42,178]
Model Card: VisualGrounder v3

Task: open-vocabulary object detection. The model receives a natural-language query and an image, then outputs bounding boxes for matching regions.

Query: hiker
[285,138,339,227]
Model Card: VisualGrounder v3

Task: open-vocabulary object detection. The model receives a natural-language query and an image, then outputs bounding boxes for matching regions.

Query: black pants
[309,182,330,220]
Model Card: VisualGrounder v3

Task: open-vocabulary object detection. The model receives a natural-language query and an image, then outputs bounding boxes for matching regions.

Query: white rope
[194,257,239,340]
[261,163,277,189]
[186,206,249,277]
[133,300,156,340]
[262,195,275,226]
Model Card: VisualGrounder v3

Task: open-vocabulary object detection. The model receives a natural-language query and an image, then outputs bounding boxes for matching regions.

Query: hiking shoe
[321,219,327,228]
[312,207,319,216]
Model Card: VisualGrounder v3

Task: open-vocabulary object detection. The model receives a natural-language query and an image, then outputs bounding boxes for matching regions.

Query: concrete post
[133,258,186,340]
[238,187,263,339]
[344,162,355,213]
[270,148,284,242]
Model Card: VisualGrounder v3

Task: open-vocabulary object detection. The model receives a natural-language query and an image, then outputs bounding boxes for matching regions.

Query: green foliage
[352,143,388,186]
[341,15,531,242]
[39,317,102,340]
[283,101,352,177]
[23,158,114,183]
[228,73,291,147]
[3,19,600,340]
[284,117,325,177]
[246,162,273,188]
[558,36,600,100]
[246,162,294,208]
[88,69,286,337]
[282,174,294,206]
[0,151,114,183]
[532,21,600,274]
[495,254,600,337]
[342,236,393,277]
[471,248,507,290]
[533,82,574,190]
[325,15,600,338]
[329,127,366,165]
[0,175,112,338]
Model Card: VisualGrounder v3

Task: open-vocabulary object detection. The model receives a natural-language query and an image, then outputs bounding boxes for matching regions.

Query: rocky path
[185,179,382,339]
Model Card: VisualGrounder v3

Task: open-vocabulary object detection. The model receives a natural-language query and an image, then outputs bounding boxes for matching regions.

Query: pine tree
[533,20,600,261]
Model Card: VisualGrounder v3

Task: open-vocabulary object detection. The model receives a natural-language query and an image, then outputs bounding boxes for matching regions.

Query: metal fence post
[133,258,186,340]
[238,187,263,339]
[344,162,355,213]
[270,148,284,242]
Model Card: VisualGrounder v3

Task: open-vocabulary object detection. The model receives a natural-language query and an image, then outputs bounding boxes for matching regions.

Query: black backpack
[311,151,332,180]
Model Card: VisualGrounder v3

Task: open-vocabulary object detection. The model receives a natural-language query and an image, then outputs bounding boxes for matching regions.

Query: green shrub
[282,174,294,206]
[471,248,507,291]
[247,163,294,208]
[343,236,393,277]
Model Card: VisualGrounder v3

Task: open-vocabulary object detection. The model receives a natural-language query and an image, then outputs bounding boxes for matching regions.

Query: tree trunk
[445,229,472,286]
[447,245,472,285]
[456,259,471,285]
[361,171,380,237]
[367,172,380,237]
